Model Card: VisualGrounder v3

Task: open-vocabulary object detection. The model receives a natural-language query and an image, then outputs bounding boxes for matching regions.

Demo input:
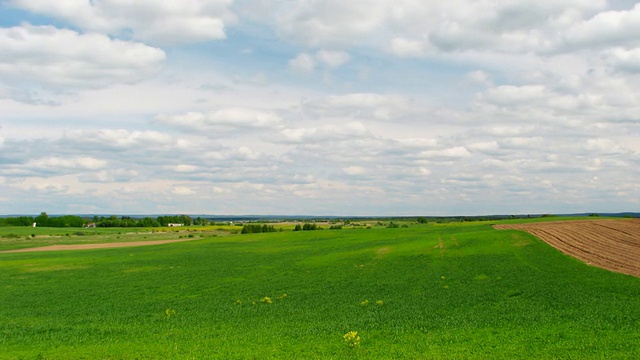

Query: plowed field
[495,219,640,277]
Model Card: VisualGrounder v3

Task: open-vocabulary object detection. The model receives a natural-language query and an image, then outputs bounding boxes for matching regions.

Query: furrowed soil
[495,219,640,277]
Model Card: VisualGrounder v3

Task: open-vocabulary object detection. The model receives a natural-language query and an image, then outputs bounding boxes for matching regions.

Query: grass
[0,221,639,358]
[0,226,233,251]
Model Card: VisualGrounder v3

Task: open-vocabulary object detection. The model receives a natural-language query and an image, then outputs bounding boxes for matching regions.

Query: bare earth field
[0,238,196,253]
[495,219,640,277]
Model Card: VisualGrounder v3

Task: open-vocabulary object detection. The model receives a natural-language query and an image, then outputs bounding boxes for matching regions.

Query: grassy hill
[1,222,638,358]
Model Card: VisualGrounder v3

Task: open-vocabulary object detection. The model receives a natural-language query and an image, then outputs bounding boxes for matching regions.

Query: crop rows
[496,219,640,277]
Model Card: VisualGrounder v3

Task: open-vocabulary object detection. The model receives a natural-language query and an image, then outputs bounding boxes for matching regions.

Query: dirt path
[495,219,640,277]
[0,238,198,253]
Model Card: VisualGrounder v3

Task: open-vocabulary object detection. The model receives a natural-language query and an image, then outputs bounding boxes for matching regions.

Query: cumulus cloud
[342,166,366,176]
[288,50,350,73]
[171,186,196,195]
[603,47,640,72]
[561,4,640,51]
[156,108,286,133]
[304,93,413,120]
[273,122,370,144]
[288,53,315,73]
[3,1,640,215]
[63,129,175,150]
[26,156,107,171]
[466,70,492,85]
[79,169,139,183]
[267,0,610,55]
[0,24,165,103]
[315,50,350,68]
[7,0,236,45]
[389,37,428,58]
[274,0,388,48]
[479,85,548,106]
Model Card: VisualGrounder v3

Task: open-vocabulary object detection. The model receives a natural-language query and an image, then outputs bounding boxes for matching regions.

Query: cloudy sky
[1,0,639,216]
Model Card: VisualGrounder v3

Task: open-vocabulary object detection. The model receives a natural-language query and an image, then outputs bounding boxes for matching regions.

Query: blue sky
[0,0,639,215]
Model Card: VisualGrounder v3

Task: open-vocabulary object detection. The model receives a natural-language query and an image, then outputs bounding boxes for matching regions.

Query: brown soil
[495,219,640,277]
[0,238,198,253]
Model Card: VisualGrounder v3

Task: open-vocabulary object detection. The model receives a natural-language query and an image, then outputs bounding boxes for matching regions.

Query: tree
[34,212,49,227]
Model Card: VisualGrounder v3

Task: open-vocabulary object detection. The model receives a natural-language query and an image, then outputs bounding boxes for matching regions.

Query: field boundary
[495,219,640,277]
[0,238,199,253]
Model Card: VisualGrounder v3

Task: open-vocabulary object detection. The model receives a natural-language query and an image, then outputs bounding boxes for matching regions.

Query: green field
[1,221,639,359]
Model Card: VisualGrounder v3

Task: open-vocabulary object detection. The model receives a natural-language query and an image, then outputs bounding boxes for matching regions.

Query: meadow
[0,220,639,359]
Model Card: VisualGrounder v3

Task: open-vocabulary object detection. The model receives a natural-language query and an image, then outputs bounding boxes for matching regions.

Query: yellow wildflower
[343,331,361,348]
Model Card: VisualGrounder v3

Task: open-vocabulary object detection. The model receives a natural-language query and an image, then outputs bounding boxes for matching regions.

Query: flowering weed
[343,331,361,348]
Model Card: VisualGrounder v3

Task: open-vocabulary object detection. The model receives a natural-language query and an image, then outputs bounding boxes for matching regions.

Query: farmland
[495,219,640,277]
[1,220,639,359]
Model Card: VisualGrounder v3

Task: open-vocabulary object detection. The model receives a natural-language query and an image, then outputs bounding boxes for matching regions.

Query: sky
[0,0,639,216]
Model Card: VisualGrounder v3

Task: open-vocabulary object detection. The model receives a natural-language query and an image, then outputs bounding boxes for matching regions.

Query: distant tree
[241,224,276,234]
[302,223,319,231]
[0,216,34,227]
[140,217,160,227]
[34,212,49,227]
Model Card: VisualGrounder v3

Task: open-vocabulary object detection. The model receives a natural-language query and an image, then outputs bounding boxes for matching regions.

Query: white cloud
[79,169,139,183]
[304,93,413,120]
[64,129,175,150]
[268,0,608,55]
[0,24,165,102]
[479,85,548,106]
[315,50,350,68]
[468,141,500,153]
[2,1,640,215]
[584,138,629,155]
[466,70,492,85]
[27,156,107,171]
[390,37,427,58]
[274,0,388,48]
[8,0,236,45]
[29,182,70,194]
[274,122,370,144]
[603,47,640,72]
[172,186,196,195]
[156,108,285,132]
[342,166,366,176]
[288,53,315,73]
[561,4,640,50]
[173,164,200,173]
[419,146,471,160]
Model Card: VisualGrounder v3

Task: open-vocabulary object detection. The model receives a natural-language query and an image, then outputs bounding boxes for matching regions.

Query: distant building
[168,223,184,227]
[86,223,96,228]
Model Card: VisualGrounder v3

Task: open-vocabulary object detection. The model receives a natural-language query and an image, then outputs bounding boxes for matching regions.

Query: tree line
[0,213,203,228]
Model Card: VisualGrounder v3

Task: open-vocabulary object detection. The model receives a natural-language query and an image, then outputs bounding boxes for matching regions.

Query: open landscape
[1,217,639,359]
[3,1,640,359]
